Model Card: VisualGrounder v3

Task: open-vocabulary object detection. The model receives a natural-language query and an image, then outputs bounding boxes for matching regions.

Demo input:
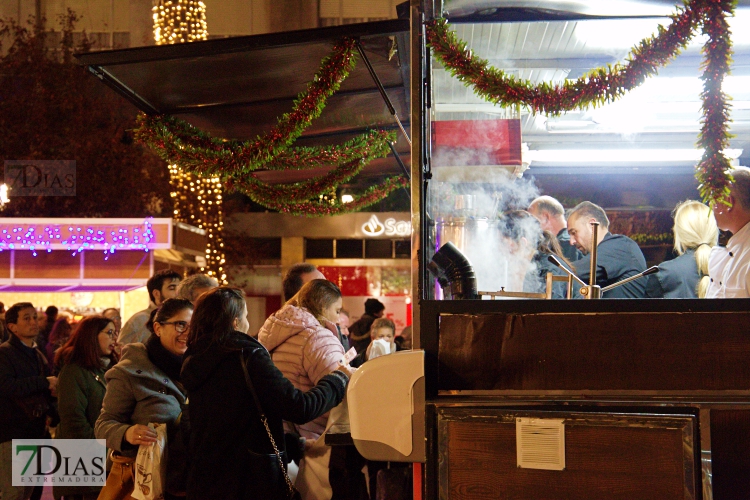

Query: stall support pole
[355,39,412,145]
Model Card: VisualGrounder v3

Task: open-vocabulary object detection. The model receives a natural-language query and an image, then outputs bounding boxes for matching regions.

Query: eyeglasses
[157,321,190,333]
[101,329,117,339]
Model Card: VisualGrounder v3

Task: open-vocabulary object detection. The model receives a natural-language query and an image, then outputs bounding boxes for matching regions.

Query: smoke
[430,161,544,295]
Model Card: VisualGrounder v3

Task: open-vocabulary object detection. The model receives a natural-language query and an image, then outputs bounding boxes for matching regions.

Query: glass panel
[427,16,750,300]
[365,239,393,258]
[306,239,334,259]
[336,239,364,258]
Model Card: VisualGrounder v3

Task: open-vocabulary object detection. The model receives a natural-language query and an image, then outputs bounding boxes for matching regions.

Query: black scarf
[145,334,183,383]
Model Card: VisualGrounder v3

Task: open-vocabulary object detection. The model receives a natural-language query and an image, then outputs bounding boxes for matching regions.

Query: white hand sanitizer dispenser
[347,350,425,462]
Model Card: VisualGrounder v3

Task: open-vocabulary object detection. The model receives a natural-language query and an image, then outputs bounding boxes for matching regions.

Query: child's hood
[258,304,323,352]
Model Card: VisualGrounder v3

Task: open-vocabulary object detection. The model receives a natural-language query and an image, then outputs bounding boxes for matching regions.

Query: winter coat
[181,331,347,500]
[258,305,345,440]
[53,361,108,498]
[94,342,185,456]
[0,334,54,444]
[645,249,700,298]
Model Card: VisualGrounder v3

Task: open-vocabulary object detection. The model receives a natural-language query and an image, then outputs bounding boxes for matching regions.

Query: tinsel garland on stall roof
[228,131,396,203]
[696,0,735,206]
[136,37,358,174]
[427,0,736,207]
[249,176,409,216]
[136,36,406,216]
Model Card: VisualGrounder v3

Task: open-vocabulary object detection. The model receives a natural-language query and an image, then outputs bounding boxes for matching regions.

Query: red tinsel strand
[228,131,396,203]
[144,128,394,175]
[134,37,357,174]
[696,0,735,207]
[427,0,736,207]
[257,176,409,216]
[426,0,702,115]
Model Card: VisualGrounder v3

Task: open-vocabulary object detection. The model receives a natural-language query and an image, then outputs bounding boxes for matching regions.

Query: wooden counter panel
[438,312,750,391]
[439,412,692,499]
[711,410,750,499]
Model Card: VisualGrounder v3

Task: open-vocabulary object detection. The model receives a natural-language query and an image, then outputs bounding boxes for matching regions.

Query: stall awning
[76,20,411,185]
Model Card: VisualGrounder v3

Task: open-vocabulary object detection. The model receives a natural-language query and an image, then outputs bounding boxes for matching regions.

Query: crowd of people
[515,166,750,299]
[0,266,411,500]
[2,167,749,500]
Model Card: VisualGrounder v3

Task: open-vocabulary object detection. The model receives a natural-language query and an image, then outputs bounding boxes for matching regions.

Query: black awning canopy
[76,19,410,183]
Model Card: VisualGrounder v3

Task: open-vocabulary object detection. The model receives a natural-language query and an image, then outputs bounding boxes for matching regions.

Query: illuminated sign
[362,215,411,238]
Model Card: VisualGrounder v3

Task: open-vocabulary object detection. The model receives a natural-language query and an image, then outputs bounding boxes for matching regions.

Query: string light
[155,3,226,283]
[169,166,227,283]
[152,0,208,45]
[0,220,155,258]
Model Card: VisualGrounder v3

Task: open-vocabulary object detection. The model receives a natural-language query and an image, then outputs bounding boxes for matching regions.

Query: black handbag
[240,351,301,500]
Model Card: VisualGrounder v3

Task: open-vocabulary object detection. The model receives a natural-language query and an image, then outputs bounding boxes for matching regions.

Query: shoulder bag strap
[240,349,297,498]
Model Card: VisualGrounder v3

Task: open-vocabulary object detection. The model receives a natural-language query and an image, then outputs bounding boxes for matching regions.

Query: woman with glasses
[95,298,193,500]
[53,315,119,500]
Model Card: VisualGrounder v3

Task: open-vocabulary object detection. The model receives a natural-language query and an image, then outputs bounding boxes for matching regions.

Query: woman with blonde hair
[646,200,719,298]
[258,279,348,500]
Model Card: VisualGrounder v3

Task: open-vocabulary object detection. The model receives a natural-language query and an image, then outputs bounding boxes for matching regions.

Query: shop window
[306,239,334,259]
[366,239,393,258]
[394,240,411,258]
[336,239,364,258]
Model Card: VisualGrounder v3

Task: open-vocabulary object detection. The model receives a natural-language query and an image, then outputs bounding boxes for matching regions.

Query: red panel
[318,266,369,296]
[265,295,281,319]
[432,119,522,166]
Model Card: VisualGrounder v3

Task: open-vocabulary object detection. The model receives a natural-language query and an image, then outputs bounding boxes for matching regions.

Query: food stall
[78,0,750,497]
[402,0,750,498]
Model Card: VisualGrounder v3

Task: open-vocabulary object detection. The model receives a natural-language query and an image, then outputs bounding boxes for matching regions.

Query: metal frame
[76,19,410,67]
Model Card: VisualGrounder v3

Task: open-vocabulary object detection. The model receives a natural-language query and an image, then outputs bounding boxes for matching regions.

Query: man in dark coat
[529,195,583,263]
[348,298,385,356]
[568,202,648,298]
[0,303,57,500]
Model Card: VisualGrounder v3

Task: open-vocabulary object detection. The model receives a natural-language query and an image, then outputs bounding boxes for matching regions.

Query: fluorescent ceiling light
[574,10,750,49]
[575,19,669,49]
[528,149,743,164]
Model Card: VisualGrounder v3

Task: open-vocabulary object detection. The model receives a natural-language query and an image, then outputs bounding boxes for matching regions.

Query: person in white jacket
[707,166,750,298]
[258,279,346,500]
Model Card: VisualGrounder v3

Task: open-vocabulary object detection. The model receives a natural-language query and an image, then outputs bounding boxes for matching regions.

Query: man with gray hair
[567,201,647,298]
[177,273,219,304]
[528,195,582,262]
[707,166,750,298]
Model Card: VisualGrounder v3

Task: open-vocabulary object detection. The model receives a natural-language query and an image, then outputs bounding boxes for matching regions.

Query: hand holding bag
[132,423,167,500]
[240,350,301,500]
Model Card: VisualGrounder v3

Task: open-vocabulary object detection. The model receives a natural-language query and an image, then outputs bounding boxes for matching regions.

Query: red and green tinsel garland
[426,7,701,115]
[226,130,396,203]
[697,0,735,206]
[136,37,359,173]
[136,37,406,215]
[427,0,736,207]
[254,176,409,216]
